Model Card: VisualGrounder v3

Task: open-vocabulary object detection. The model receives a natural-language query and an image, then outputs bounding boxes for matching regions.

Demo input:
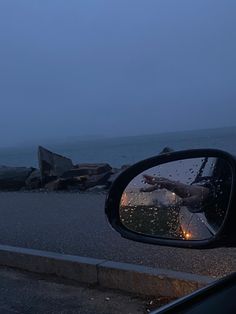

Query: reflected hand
[140,174,209,212]
[141,175,176,191]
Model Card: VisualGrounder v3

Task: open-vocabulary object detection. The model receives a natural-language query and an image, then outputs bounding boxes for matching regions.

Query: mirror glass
[119,157,232,241]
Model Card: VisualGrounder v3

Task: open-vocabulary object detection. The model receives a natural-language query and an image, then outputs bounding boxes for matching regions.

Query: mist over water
[0,0,236,146]
[0,127,236,168]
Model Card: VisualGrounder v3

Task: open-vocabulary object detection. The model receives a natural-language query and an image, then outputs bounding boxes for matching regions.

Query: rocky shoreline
[0,146,130,192]
[0,146,173,192]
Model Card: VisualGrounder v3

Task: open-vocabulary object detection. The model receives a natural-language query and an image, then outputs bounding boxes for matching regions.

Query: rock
[120,164,131,170]
[38,146,74,183]
[111,167,120,174]
[82,172,111,190]
[45,176,87,191]
[106,166,132,188]
[45,172,111,191]
[87,185,107,192]
[0,166,34,191]
[79,163,112,174]
[45,179,67,191]
[62,163,112,178]
[106,172,121,188]
[159,147,174,154]
[25,169,41,190]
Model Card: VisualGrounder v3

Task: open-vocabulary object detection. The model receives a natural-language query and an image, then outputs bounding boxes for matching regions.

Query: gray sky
[0,0,236,146]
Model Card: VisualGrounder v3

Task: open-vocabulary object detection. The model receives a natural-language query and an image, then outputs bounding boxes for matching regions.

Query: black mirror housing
[105,149,236,249]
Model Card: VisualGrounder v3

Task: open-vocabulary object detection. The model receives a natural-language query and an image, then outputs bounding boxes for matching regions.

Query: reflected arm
[141,174,209,208]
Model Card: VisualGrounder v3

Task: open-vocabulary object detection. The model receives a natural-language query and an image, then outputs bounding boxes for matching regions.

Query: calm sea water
[1,127,236,168]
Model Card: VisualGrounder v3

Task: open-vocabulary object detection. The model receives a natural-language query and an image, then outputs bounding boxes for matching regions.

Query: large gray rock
[0,166,34,191]
[38,146,74,183]
[62,163,112,178]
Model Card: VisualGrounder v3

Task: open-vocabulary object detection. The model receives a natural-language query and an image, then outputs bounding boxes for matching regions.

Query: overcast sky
[0,0,236,147]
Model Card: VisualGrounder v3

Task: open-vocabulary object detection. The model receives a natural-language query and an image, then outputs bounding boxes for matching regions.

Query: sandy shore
[0,192,235,277]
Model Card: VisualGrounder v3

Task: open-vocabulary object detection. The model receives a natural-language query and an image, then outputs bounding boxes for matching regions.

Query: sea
[0,126,236,168]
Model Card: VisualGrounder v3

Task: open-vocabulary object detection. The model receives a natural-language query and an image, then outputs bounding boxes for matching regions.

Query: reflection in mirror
[119,157,232,241]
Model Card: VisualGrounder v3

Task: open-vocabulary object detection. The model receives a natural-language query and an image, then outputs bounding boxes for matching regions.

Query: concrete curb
[0,244,214,298]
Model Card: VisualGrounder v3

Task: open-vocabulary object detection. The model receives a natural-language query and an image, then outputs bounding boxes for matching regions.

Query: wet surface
[0,266,161,314]
[0,192,235,277]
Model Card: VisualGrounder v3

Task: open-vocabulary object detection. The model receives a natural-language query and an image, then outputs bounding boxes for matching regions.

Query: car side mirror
[105,149,236,248]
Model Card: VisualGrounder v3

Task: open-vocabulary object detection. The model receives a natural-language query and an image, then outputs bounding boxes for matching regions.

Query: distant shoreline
[0,127,236,169]
[0,125,236,150]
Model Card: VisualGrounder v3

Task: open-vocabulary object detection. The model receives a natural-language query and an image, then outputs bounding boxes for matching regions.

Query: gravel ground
[0,192,235,277]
